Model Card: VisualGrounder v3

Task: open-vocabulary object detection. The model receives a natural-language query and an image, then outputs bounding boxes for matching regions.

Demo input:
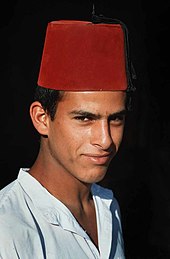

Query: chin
[82,168,108,184]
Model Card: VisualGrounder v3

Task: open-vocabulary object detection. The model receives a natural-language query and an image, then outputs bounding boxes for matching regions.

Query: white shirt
[0,169,125,259]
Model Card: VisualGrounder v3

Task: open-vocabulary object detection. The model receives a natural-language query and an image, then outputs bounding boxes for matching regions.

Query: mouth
[83,153,113,165]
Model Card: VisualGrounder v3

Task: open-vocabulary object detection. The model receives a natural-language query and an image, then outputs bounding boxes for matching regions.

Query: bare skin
[29,91,126,248]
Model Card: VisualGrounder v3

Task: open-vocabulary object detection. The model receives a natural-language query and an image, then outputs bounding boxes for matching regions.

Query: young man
[0,18,135,258]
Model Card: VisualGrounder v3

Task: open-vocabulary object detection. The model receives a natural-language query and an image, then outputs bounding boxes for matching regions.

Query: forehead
[59,91,126,112]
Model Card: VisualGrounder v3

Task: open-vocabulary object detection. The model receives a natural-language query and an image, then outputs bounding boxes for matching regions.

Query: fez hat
[38,17,135,91]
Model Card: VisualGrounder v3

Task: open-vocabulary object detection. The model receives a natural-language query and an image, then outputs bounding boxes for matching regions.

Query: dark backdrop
[1,1,170,258]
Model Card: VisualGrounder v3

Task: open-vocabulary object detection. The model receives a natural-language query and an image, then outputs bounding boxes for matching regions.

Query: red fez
[38,20,128,91]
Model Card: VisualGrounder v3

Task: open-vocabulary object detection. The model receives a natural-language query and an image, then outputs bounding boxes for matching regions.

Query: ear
[30,101,49,136]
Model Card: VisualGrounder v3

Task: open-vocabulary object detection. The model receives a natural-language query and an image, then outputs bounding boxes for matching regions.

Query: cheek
[111,126,125,147]
[67,127,90,153]
[54,123,87,151]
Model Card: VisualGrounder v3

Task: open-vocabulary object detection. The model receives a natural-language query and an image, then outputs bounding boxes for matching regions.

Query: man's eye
[75,116,91,121]
[110,115,125,125]
[113,115,124,121]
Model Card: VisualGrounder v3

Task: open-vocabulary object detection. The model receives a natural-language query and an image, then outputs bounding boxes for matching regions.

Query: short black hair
[34,86,64,120]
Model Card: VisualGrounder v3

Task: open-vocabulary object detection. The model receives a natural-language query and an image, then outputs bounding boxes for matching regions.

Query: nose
[91,120,113,150]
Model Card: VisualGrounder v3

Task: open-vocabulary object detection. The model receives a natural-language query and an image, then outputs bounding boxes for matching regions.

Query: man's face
[45,91,126,184]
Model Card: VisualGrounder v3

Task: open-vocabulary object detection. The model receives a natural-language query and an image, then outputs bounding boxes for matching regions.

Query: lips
[83,153,113,165]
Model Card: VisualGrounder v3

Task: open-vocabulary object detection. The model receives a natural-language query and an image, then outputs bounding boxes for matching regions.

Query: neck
[29,149,92,209]
[30,146,98,249]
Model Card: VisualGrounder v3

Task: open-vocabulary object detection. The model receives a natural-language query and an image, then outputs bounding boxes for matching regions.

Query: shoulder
[0,178,30,229]
[0,181,22,254]
[92,183,120,210]
[0,169,30,214]
[92,183,119,205]
[0,180,18,209]
[0,180,38,256]
[92,183,113,198]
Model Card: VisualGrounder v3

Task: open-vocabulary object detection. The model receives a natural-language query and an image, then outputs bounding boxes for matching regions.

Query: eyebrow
[69,109,126,120]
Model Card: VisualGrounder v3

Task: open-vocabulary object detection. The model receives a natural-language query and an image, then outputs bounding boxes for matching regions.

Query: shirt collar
[17,168,113,237]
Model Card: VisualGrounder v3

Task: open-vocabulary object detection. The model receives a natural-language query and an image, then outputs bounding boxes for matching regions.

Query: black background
[1,1,170,258]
